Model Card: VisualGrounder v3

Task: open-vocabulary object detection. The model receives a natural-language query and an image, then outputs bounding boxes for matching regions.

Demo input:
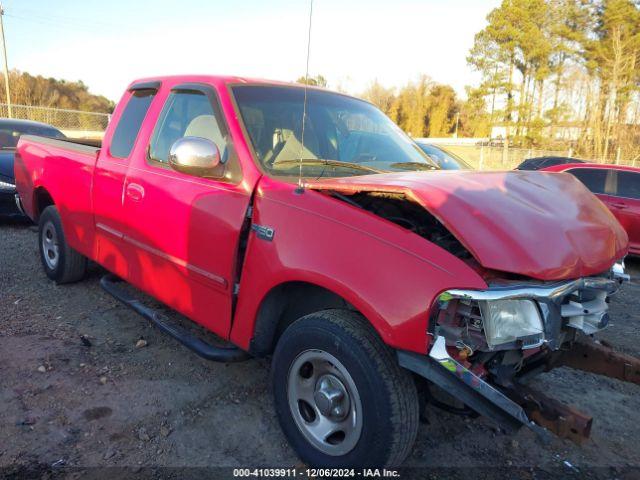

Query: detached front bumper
[398,263,638,443]
[398,336,546,436]
[399,334,640,443]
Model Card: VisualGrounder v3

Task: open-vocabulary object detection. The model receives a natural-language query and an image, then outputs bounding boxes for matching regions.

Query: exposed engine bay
[330,191,472,259]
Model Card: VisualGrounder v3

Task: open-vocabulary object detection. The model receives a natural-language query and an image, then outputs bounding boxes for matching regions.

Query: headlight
[0,179,15,191]
[479,299,543,349]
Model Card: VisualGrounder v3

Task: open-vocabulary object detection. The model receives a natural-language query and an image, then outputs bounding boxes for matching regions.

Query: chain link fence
[0,103,110,138]
[433,142,640,170]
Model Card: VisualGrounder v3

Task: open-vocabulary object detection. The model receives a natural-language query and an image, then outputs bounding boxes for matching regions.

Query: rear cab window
[109,88,157,159]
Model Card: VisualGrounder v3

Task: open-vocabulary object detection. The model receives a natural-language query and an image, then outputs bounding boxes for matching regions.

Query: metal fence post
[615,146,621,165]
[502,140,508,166]
[479,145,484,170]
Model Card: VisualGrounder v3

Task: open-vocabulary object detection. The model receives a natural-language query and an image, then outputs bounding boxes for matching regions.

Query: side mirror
[168,136,222,177]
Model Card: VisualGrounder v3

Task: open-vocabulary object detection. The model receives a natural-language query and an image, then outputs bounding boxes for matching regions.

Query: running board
[100,274,250,362]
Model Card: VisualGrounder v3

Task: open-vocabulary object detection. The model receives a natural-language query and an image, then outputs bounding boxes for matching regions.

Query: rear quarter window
[110,89,156,159]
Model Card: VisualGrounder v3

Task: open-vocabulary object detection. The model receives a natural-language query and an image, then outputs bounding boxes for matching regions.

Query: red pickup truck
[14,75,638,467]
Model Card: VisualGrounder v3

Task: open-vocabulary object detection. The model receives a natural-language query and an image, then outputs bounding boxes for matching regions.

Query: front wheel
[38,205,87,284]
[271,310,419,468]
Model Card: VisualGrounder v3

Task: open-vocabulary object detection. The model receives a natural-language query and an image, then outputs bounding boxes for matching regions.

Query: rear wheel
[38,205,87,284]
[272,309,419,468]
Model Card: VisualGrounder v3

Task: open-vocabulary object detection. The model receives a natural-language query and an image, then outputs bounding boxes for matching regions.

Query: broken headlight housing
[480,299,544,349]
[437,274,622,353]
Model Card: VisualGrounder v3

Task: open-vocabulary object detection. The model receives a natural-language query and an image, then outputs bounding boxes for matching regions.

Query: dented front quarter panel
[306,170,629,280]
[230,176,488,354]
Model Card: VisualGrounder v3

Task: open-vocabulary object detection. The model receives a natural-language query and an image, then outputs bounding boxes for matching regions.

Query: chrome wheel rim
[287,349,363,456]
[42,221,59,270]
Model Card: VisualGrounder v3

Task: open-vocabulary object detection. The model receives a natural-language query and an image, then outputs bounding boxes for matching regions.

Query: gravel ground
[1,220,639,479]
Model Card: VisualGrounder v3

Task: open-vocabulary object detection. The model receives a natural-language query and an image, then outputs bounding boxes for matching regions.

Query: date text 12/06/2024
[233,468,400,477]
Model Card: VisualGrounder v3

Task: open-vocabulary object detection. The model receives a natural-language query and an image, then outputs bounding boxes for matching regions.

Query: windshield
[0,123,65,150]
[232,85,437,178]
[416,143,471,170]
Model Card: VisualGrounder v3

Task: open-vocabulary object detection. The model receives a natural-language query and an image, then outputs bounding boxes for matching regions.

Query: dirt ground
[1,220,640,479]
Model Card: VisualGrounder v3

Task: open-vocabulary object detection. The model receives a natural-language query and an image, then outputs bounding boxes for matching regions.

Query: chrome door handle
[126,182,145,201]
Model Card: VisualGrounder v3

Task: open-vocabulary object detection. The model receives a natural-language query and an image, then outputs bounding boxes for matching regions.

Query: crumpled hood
[306,170,629,280]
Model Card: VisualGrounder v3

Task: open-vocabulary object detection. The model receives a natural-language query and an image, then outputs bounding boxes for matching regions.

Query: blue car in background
[414,141,472,170]
[0,118,65,218]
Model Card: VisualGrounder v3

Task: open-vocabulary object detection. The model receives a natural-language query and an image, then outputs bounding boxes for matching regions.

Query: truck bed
[15,134,101,259]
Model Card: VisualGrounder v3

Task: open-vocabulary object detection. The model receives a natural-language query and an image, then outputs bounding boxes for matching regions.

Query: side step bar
[100,274,250,363]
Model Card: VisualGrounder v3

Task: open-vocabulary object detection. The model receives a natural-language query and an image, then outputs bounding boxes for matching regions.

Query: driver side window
[149,91,227,164]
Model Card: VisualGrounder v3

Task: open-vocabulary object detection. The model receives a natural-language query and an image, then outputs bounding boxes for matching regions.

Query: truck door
[93,84,159,278]
[120,83,251,339]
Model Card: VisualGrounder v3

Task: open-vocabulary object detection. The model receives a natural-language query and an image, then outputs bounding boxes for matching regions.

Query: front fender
[230,178,487,354]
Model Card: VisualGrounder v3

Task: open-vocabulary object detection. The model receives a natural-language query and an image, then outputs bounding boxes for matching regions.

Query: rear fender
[16,139,97,258]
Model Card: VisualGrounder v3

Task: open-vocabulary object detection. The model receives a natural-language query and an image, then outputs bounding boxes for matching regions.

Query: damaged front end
[398,261,638,444]
[309,170,634,442]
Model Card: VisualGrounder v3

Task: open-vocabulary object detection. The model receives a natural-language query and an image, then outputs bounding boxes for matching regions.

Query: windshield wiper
[390,162,438,171]
[273,159,389,174]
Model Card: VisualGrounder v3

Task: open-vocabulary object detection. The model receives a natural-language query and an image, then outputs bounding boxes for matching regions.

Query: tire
[38,205,87,284]
[272,309,419,468]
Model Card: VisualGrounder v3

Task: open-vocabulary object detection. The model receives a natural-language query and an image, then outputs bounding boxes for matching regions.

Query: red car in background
[542,163,640,255]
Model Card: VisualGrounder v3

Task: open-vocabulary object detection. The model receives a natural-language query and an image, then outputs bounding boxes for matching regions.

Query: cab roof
[125,74,348,97]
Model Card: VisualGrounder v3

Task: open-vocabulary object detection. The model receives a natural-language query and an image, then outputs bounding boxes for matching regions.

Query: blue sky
[2,0,500,102]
